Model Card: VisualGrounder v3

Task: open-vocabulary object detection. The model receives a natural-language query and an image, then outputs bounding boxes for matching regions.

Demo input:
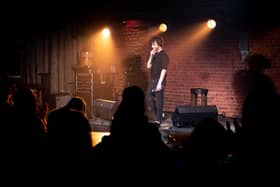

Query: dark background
[1,0,278,40]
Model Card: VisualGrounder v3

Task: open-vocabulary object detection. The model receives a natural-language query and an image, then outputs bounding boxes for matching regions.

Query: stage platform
[89,112,239,149]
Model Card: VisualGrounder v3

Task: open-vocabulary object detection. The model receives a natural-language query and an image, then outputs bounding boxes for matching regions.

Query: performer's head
[150,36,164,51]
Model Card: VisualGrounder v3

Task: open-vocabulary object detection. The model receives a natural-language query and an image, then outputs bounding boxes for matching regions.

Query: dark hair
[13,87,39,116]
[66,96,86,113]
[150,36,164,47]
[246,54,271,72]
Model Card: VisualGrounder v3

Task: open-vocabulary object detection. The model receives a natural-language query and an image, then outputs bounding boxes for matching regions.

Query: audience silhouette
[5,86,48,184]
[1,53,279,184]
[232,54,280,183]
[92,85,173,180]
[0,79,13,177]
[178,117,229,182]
[47,96,93,184]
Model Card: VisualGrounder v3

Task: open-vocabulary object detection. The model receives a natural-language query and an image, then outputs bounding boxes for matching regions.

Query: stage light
[207,19,216,29]
[159,23,167,32]
[102,28,110,37]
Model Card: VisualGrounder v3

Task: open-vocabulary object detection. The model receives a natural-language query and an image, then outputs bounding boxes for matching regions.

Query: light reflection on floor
[91,131,110,147]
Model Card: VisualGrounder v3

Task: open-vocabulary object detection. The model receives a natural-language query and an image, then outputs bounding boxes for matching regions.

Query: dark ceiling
[0,0,279,44]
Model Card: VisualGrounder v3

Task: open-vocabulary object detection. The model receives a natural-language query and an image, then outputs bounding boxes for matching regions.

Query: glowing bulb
[207,19,216,29]
[159,23,167,32]
[102,28,110,37]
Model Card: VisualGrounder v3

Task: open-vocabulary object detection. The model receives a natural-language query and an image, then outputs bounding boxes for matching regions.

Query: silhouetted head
[246,54,271,73]
[65,96,87,115]
[233,54,276,105]
[110,85,147,135]
[118,85,145,115]
[189,118,228,162]
[13,87,38,116]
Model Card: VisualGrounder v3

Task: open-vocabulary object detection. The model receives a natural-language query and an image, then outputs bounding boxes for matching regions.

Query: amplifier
[93,99,118,120]
[172,105,218,128]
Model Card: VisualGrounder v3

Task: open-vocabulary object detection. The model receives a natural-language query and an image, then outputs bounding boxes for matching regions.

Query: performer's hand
[155,84,162,92]
[150,49,156,56]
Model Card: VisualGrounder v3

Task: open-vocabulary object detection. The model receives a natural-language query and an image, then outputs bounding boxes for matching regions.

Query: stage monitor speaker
[93,99,118,120]
[172,105,218,128]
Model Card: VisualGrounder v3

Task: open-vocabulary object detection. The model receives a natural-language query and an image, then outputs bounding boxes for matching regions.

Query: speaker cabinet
[93,99,118,120]
[172,105,218,128]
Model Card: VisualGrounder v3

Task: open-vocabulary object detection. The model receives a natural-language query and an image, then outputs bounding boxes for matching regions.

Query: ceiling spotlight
[159,23,167,32]
[102,28,110,37]
[207,19,216,29]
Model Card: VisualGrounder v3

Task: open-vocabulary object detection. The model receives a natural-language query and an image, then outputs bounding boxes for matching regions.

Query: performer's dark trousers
[146,79,165,123]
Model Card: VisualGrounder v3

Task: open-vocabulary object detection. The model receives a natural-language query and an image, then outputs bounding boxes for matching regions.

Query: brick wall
[115,22,280,118]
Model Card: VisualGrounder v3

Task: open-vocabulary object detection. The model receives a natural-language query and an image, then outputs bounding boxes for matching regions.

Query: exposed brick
[114,22,280,118]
